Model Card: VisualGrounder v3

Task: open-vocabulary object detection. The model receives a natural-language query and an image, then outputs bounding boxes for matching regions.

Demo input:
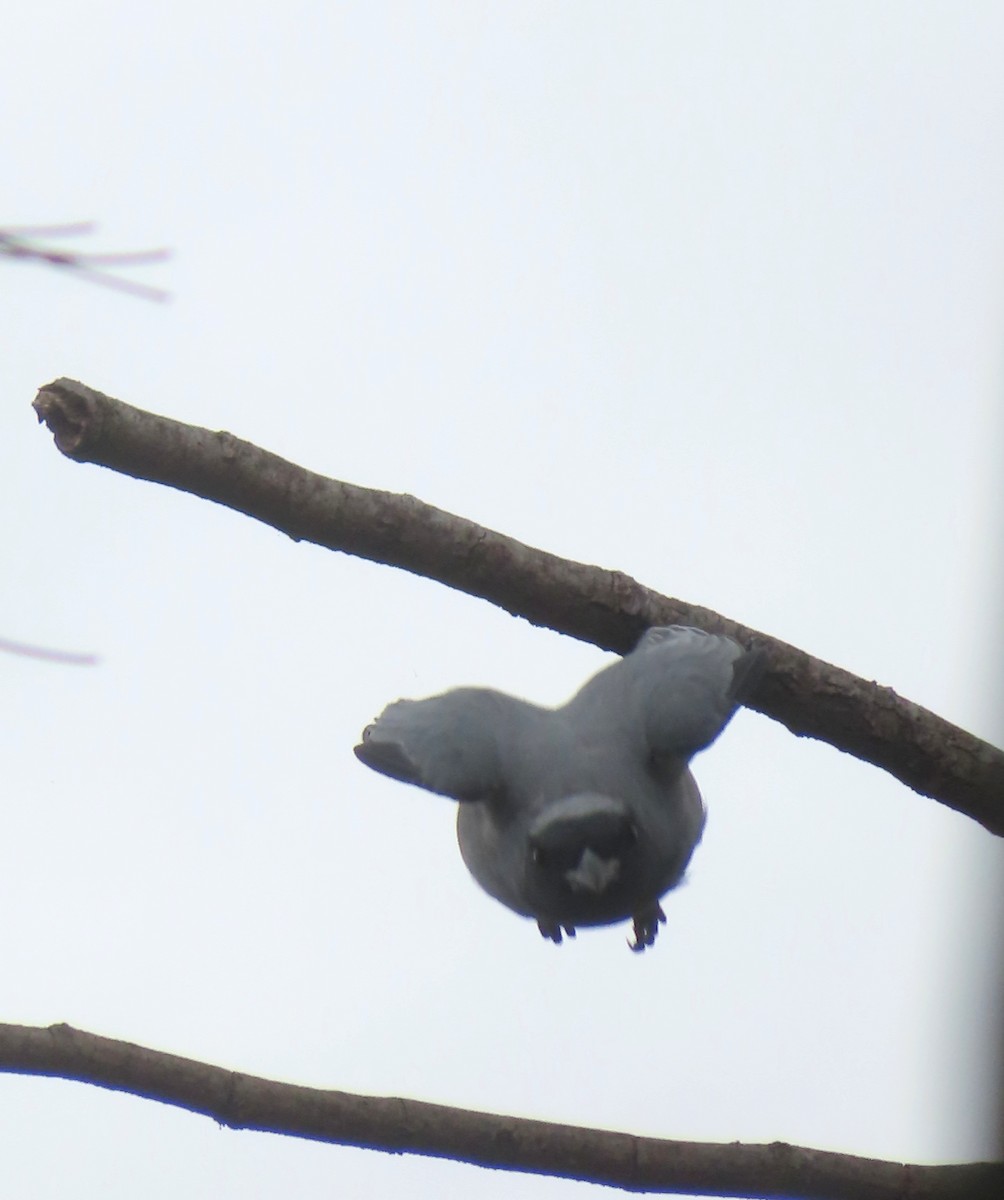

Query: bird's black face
[525,794,639,924]
[529,820,637,890]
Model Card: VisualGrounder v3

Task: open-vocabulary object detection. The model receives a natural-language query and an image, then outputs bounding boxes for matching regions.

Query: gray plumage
[354,625,763,951]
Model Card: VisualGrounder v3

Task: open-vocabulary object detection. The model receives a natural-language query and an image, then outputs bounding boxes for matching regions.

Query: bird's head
[527,793,637,896]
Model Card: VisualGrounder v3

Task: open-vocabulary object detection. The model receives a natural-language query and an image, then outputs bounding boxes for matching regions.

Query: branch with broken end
[31,378,1004,835]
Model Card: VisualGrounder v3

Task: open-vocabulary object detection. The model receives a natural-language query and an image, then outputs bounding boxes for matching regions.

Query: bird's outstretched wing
[573,625,764,761]
[354,687,538,802]
[636,626,764,757]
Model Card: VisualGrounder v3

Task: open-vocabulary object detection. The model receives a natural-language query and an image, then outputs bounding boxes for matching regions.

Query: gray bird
[354,625,762,951]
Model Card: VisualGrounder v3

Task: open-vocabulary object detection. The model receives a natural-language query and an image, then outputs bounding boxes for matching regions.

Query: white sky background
[2,3,1003,1197]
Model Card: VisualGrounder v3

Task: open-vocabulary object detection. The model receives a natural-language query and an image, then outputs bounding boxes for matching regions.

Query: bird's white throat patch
[564,848,621,894]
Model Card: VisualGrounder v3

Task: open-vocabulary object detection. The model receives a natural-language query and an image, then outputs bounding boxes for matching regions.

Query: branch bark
[32,378,1004,835]
[0,1022,999,1199]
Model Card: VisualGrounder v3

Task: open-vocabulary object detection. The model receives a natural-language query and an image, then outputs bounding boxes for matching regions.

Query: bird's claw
[628,903,666,952]
[538,918,577,945]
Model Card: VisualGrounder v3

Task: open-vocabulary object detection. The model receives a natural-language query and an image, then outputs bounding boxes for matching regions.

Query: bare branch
[0,225,170,301]
[0,1022,998,1199]
[31,378,1004,835]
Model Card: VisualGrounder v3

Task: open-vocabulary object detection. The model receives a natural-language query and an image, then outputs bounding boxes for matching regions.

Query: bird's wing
[635,625,763,757]
[574,625,764,761]
[354,687,537,802]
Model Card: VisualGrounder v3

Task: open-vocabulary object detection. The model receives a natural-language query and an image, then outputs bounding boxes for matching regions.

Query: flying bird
[355,625,763,951]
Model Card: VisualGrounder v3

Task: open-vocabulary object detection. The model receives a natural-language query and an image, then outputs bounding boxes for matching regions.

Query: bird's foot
[538,918,577,945]
[628,903,666,953]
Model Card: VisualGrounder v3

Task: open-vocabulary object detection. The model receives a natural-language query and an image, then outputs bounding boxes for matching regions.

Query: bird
[354,625,763,951]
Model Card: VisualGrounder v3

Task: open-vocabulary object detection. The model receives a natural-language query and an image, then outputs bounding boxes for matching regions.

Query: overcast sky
[2,4,1003,1197]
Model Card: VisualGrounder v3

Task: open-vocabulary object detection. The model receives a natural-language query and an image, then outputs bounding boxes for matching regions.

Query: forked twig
[0,222,170,301]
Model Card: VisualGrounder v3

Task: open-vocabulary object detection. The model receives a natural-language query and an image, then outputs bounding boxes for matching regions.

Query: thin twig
[0,636,97,666]
[0,224,170,301]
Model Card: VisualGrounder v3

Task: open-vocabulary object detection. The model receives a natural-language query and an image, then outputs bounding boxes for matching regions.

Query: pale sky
[2,4,1003,1197]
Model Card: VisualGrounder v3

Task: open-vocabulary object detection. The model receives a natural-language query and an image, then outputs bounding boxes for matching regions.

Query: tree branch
[0,635,97,665]
[0,224,169,301]
[32,378,1004,835]
[0,1022,999,1199]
